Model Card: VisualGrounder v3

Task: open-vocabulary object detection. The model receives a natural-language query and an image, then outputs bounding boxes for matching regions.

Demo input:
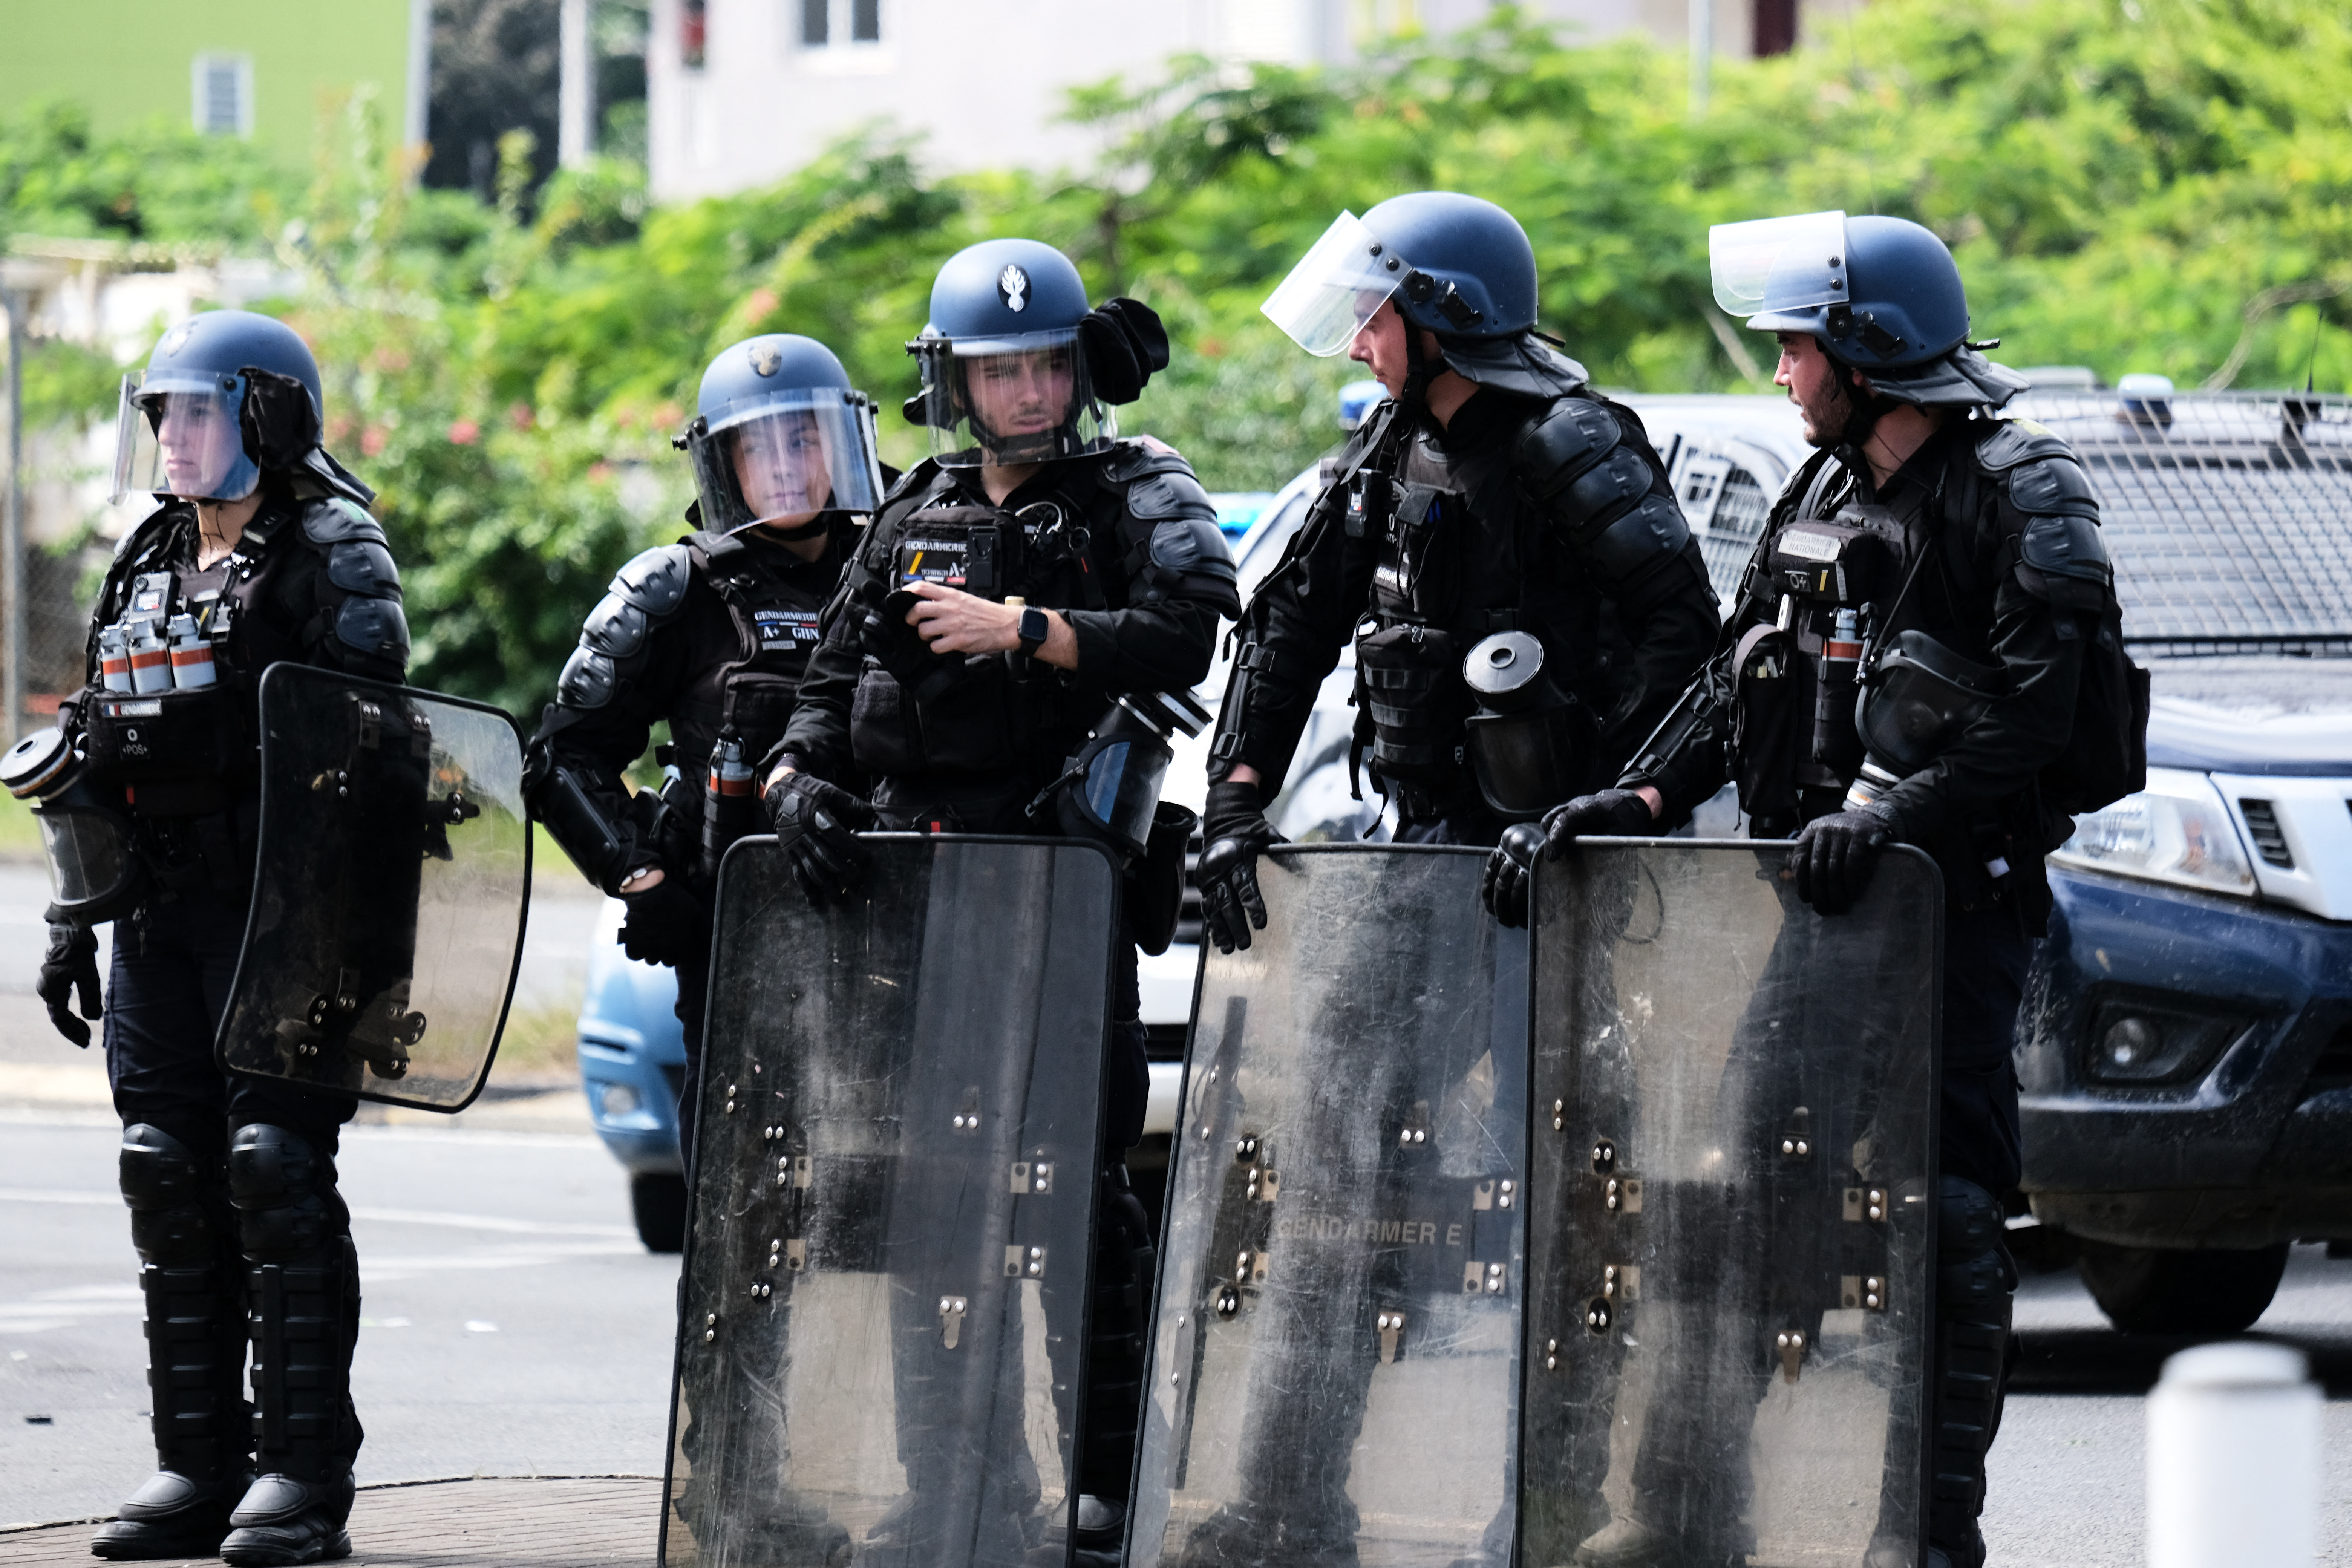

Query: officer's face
[1349,299,1411,398]
[966,347,1075,439]
[731,411,834,524]
[1776,333,1852,449]
[155,392,244,498]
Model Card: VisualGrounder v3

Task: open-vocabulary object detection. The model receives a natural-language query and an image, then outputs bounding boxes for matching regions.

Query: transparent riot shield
[1520,842,1941,1568]
[664,835,1117,1568]
[216,664,530,1112]
[1131,845,1527,1568]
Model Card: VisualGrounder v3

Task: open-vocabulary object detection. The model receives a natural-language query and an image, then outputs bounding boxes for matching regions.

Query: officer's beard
[1814,356,1904,463]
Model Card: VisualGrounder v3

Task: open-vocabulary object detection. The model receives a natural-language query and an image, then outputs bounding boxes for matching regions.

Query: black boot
[91,1125,254,1561]
[219,1125,361,1567]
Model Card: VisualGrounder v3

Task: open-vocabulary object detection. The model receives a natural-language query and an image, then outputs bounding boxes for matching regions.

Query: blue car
[2008,385,2352,1333]
[575,897,693,1250]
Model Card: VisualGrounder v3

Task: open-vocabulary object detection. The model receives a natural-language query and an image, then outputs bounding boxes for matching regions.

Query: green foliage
[4,0,2347,721]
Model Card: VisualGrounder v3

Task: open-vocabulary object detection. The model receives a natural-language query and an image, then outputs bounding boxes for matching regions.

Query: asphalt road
[6,1102,2352,1555]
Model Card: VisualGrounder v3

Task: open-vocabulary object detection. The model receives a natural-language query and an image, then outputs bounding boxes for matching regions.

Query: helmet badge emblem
[997,265,1029,313]
[160,324,194,355]
[748,341,783,377]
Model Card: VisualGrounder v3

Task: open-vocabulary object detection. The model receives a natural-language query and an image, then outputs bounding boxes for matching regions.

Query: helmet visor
[912,331,1113,468]
[111,371,260,505]
[1709,210,1851,318]
[1262,212,1409,357]
[689,393,885,535]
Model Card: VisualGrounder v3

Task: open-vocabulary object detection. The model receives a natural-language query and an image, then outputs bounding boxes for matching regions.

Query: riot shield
[216,664,530,1112]
[1130,845,1527,1568]
[1520,842,1941,1568]
[664,834,1117,1568]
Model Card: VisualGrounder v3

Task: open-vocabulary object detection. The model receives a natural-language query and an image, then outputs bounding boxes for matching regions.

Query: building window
[798,0,880,48]
[190,54,252,137]
[681,0,707,68]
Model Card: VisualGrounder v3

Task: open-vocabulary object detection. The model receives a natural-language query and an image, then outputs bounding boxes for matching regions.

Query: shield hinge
[1463,1260,1508,1295]
[1011,1160,1054,1194]
[1004,1245,1047,1280]
[1603,1175,1643,1213]
[1377,1310,1407,1363]
[1779,1105,1813,1161]
[1246,1166,1279,1202]
[938,1295,968,1349]
[1841,1274,1888,1311]
[1844,1186,1890,1224]
[1775,1327,1808,1383]
[771,1237,806,1273]
[776,1155,811,1190]
[1472,1176,1517,1211]
[1603,1262,1639,1301]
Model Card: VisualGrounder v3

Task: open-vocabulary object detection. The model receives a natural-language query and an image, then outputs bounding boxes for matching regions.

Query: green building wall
[0,0,421,160]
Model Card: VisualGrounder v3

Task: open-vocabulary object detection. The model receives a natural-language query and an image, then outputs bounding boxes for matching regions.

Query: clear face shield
[911,330,1112,468]
[111,370,262,505]
[1709,210,1851,322]
[685,393,885,536]
[1261,211,1412,356]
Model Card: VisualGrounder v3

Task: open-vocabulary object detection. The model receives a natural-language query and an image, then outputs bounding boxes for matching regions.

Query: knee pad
[121,1124,228,1267]
[1936,1176,2019,1314]
[228,1125,343,1260]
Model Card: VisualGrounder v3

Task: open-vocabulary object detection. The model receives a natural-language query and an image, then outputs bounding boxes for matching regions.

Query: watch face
[1021,606,1049,648]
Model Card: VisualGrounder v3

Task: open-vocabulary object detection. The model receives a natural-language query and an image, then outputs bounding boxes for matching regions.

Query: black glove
[1479,822,1548,929]
[765,766,878,909]
[1790,807,1896,916]
[37,921,101,1048]
[1481,789,1656,928]
[617,875,708,969]
[1076,298,1170,405]
[1197,780,1286,954]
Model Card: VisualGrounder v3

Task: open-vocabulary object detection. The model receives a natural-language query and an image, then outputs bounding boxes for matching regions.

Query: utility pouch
[80,684,246,808]
[919,657,1027,776]
[1729,623,1802,828]
[1854,630,2006,778]
[850,665,926,776]
[891,508,1020,600]
[1126,801,1198,958]
[1354,622,1470,785]
[1769,511,1901,606]
[1370,484,1461,621]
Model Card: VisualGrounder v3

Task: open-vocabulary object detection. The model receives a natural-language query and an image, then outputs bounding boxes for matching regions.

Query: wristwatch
[1015,605,1050,658]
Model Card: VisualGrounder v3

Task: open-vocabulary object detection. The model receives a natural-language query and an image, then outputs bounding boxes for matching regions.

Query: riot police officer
[758,237,1237,1560]
[1517,212,2132,1568]
[1197,191,1720,950]
[524,333,885,1165]
[11,310,407,1564]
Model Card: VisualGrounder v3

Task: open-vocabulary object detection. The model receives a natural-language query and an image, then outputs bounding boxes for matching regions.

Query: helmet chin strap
[1398,311,1440,419]
[1825,350,1903,468]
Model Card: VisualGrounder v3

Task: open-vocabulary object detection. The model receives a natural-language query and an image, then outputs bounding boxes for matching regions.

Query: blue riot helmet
[1263,193,1587,398]
[1710,211,2025,407]
[111,309,371,506]
[907,238,1117,467]
[678,334,884,536]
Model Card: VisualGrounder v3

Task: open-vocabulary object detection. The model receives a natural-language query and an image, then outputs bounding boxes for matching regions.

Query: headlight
[599,1082,642,1118]
[2049,767,2257,899]
[2082,992,2249,1086]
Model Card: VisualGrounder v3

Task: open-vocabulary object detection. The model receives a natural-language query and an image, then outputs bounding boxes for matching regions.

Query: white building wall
[647,0,1810,200]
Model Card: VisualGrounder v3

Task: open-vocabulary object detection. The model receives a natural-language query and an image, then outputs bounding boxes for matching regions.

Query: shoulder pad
[2018,511,2112,585]
[334,595,411,664]
[326,539,401,599]
[1510,396,1625,498]
[300,496,389,547]
[1098,436,1195,485]
[1973,418,2075,474]
[1125,466,1219,524]
[609,543,694,618]
[2003,452,2100,518]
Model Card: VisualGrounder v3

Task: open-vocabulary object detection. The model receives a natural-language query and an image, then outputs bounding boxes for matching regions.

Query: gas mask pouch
[1854,630,2006,778]
[1460,631,1594,821]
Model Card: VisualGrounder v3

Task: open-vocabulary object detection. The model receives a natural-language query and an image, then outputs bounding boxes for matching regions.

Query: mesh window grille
[192,54,248,136]
[2012,391,2352,655]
